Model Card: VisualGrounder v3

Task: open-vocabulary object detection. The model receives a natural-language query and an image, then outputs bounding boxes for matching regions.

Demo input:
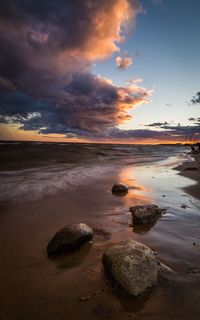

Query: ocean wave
[0,164,116,202]
[0,143,190,202]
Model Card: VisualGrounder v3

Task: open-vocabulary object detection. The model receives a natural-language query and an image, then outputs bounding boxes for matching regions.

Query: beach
[176,153,200,200]
[0,142,200,320]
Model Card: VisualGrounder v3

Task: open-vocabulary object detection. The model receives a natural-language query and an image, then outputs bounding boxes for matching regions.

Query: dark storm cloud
[1,0,198,142]
[0,0,153,139]
[0,72,151,136]
[0,0,142,86]
[1,0,141,52]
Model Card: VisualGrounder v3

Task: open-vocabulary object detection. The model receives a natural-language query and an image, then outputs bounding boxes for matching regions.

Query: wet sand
[176,153,200,200]
[0,150,200,320]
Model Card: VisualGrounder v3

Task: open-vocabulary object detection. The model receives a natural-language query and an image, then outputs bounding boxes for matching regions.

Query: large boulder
[47,223,93,255]
[129,204,165,225]
[112,183,129,194]
[102,240,158,296]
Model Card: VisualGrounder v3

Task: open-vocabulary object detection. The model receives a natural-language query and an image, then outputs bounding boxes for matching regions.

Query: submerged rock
[112,183,129,194]
[47,223,93,255]
[102,240,158,296]
[129,204,165,225]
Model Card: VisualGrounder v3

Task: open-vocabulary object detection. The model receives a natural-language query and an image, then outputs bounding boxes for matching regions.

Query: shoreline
[175,153,200,200]
[1,147,200,320]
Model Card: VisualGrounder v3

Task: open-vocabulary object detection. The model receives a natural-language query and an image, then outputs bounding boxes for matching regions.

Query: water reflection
[117,165,154,208]
[130,219,159,234]
[112,156,199,236]
[117,156,197,210]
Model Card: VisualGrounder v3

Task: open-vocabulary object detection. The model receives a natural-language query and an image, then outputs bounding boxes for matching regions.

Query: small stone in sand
[102,240,158,296]
[47,223,93,255]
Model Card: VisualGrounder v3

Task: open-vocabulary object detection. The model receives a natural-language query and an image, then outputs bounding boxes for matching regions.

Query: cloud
[188,117,200,126]
[191,92,200,104]
[0,0,142,76]
[1,1,199,143]
[116,53,133,70]
[128,78,143,84]
[106,123,200,142]
[0,74,151,136]
[0,0,152,140]
[145,121,169,127]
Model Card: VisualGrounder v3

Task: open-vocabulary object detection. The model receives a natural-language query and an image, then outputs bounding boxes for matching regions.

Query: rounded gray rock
[102,240,158,296]
[47,223,93,255]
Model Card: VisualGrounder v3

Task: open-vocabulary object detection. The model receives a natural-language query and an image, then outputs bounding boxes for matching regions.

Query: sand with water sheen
[0,142,200,320]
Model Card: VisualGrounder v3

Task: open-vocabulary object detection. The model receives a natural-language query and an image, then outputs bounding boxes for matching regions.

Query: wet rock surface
[47,223,93,255]
[112,183,129,194]
[102,240,158,296]
[129,204,166,225]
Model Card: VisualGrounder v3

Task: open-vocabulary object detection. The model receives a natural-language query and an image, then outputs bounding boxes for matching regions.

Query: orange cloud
[116,81,153,123]
[116,53,133,69]
[70,0,142,61]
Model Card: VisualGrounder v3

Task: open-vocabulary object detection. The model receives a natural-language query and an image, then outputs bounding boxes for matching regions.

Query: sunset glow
[0,0,199,143]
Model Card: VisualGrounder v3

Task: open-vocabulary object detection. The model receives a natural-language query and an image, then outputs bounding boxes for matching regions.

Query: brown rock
[112,183,129,194]
[47,223,93,255]
[129,204,166,225]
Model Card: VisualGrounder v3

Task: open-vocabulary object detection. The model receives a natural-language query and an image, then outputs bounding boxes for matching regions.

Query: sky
[0,0,199,143]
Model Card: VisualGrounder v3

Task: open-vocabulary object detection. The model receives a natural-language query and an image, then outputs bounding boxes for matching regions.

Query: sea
[0,141,189,202]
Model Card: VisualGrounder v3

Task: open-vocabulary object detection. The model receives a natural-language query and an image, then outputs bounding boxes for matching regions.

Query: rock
[102,240,158,296]
[129,204,165,225]
[181,204,187,209]
[47,223,93,255]
[112,183,129,194]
